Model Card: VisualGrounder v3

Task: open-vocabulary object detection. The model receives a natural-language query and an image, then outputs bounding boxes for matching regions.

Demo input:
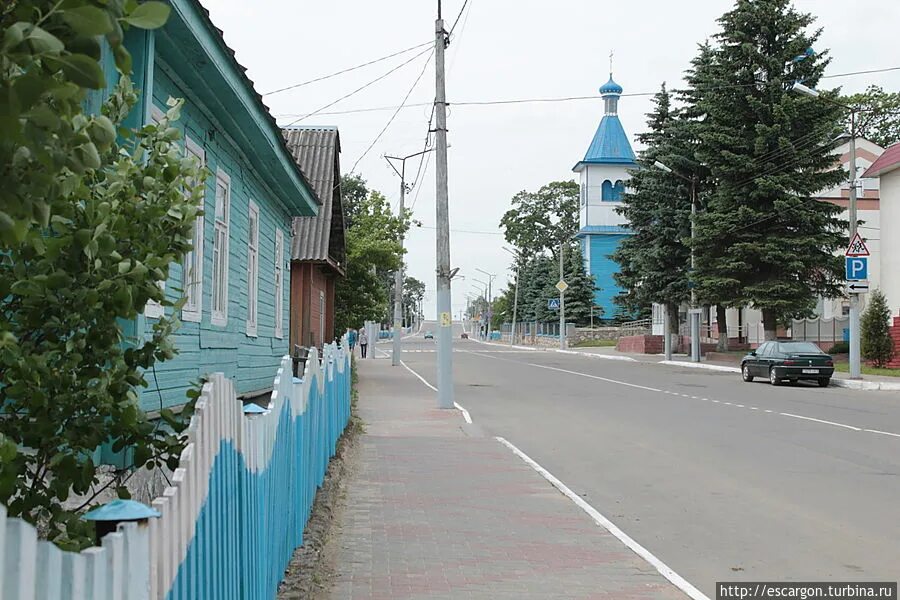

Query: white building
[862,142,900,317]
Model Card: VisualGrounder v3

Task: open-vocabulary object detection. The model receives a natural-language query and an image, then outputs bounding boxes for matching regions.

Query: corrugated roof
[577,115,637,167]
[863,142,900,178]
[283,127,346,272]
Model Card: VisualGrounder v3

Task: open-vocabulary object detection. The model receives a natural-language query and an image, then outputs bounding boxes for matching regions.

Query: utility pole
[475,268,496,338]
[433,1,453,408]
[848,111,861,379]
[503,247,521,345]
[386,148,435,367]
[559,238,566,350]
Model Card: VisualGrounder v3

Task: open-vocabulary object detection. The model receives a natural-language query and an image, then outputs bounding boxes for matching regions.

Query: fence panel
[1,336,351,600]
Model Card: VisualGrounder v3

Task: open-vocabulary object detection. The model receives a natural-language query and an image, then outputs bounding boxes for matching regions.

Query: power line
[263,40,432,96]
[282,47,432,128]
[350,49,436,173]
[274,64,900,119]
[449,0,470,34]
[414,224,504,235]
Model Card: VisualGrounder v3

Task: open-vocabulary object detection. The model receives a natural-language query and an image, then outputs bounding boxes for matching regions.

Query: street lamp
[653,160,700,362]
[475,268,496,337]
[503,247,522,345]
[385,147,437,367]
[791,81,862,379]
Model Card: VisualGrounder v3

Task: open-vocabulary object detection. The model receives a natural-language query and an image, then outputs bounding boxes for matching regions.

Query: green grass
[833,362,900,377]
[572,339,618,348]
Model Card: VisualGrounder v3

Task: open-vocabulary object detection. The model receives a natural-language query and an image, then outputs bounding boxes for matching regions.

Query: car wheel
[818,378,830,388]
[769,368,781,386]
[741,364,754,382]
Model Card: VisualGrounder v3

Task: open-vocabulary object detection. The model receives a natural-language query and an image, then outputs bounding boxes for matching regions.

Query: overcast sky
[201,0,900,320]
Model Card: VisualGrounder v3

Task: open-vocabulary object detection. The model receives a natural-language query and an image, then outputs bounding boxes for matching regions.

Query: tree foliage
[843,85,900,149]
[0,0,197,550]
[693,0,847,339]
[334,175,408,332]
[402,275,425,324]
[500,181,579,261]
[861,289,894,368]
[612,83,691,319]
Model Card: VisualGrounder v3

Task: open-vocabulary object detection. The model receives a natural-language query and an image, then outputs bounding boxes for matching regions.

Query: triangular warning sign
[845,232,870,257]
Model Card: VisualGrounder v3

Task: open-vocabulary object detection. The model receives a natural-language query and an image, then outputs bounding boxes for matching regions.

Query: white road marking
[462,346,900,440]
[779,413,861,431]
[399,360,437,391]
[398,360,473,424]
[524,362,663,393]
[495,436,710,600]
[454,402,473,424]
[863,428,900,438]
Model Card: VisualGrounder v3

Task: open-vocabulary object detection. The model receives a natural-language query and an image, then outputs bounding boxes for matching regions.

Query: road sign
[847,281,869,294]
[845,232,870,257]
[555,280,569,292]
[547,298,561,310]
[845,256,868,281]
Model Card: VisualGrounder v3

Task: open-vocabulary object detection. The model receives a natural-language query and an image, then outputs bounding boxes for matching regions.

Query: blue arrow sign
[845,256,868,281]
[547,298,560,310]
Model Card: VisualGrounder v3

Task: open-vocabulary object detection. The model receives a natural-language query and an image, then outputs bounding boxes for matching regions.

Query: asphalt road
[382,324,900,596]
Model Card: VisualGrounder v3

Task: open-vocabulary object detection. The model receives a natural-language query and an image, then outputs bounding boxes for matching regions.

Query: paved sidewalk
[322,359,689,599]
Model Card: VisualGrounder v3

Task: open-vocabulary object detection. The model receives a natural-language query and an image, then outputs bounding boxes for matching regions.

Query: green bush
[861,289,895,368]
[827,341,850,354]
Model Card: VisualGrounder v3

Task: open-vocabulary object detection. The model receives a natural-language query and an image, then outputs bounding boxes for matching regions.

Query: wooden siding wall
[289,263,336,351]
[141,63,292,411]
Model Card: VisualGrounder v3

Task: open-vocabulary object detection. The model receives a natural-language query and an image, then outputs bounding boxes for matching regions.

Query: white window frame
[144,106,167,319]
[274,227,284,339]
[182,135,205,323]
[211,169,231,326]
[246,200,260,337]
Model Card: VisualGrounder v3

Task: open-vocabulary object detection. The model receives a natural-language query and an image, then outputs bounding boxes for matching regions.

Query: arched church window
[613,180,625,201]
[601,180,613,201]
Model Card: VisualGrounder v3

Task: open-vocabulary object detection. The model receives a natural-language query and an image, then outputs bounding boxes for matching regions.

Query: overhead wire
[273,64,900,119]
[262,40,432,96]
[350,48,436,173]
[282,46,433,128]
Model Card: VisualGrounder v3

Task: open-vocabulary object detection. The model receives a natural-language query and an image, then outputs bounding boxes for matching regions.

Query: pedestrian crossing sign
[548,298,561,310]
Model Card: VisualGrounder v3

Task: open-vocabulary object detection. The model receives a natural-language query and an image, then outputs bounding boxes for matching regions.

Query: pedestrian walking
[359,328,369,359]
[348,328,357,351]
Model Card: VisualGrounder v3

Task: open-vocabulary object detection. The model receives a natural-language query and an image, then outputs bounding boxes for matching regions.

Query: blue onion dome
[599,74,623,96]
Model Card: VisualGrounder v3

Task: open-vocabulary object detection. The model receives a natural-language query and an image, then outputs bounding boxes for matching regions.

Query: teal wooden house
[92,0,319,410]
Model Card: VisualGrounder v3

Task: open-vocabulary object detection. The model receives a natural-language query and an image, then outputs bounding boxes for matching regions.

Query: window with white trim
[144,106,167,319]
[182,135,205,322]
[246,201,259,336]
[274,227,284,339]
[211,170,231,326]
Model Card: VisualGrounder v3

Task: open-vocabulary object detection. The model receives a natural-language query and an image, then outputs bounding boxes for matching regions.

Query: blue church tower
[573,72,637,319]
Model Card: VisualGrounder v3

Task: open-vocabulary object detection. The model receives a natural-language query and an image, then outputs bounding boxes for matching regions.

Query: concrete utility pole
[791,81,862,379]
[475,268,495,337]
[386,148,435,367]
[434,1,453,408]
[559,239,566,350]
[653,160,700,362]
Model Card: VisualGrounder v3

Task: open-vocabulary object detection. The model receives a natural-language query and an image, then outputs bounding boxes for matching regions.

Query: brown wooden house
[282,127,345,350]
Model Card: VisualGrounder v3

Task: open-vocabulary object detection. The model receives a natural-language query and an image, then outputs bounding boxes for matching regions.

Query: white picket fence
[1,336,352,600]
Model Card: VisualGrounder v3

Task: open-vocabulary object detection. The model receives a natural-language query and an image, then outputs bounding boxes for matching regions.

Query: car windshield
[778,342,824,354]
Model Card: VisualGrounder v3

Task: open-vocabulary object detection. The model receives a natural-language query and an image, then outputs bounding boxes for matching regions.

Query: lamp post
[503,247,522,345]
[385,147,436,367]
[653,160,700,362]
[472,278,490,338]
[792,82,862,379]
[475,268,496,337]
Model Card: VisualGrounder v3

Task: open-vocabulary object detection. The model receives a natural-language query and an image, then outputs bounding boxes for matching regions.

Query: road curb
[554,349,637,362]
[659,360,740,373]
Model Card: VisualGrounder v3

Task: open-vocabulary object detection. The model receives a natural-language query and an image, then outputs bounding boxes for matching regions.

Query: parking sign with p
[845,256,868,281]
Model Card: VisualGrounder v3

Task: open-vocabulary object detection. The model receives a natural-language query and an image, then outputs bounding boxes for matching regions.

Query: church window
[601,180,614,201]
[613,180,625,201]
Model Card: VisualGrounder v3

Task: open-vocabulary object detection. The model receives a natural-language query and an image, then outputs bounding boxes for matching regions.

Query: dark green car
[741,341,835,387]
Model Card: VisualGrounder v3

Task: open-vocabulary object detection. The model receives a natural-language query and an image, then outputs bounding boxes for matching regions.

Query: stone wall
[569,327,621,345]
[616,335,663,354]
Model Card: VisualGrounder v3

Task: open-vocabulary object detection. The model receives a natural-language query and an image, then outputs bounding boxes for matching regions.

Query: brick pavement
[322,358,689,599]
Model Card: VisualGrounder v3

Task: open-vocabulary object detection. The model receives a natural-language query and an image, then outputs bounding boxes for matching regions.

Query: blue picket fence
[0,336,352,600]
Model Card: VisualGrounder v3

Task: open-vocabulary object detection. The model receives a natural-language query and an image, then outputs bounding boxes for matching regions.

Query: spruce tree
[861,289,894,368]
[563,243,596,325]
[694,0,846,340]
[612,83,691,325]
